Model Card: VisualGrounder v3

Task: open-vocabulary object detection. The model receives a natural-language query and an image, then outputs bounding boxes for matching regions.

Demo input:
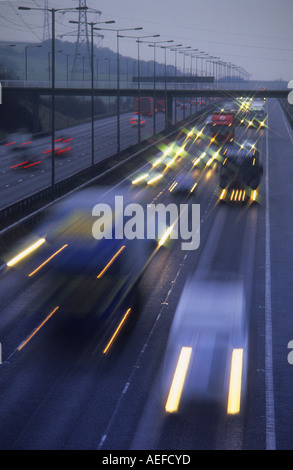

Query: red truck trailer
[134,97,153,116]
[134,98,166,116]
[211,112,235,144]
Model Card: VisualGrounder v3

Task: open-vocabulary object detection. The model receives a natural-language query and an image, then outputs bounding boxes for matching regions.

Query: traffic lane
[266,99,293,449]
[0,141,218,450]
[0,170,216,450]
[0,110,170,176]
[0,113,204,349]
[129,122,268,450]
[0,113,170,209]
[0,100,206,209]
[0,106,229,449]
[0,239,194,450]
[128,199,260,451]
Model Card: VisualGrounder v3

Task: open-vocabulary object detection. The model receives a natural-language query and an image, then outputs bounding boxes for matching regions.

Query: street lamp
[94,26,143,155]
[170,46,191,123]
[19,4,88,187]
[160,43,182,129]
[118,34,160,143]
[142,40,173,135]
[69,19,115,166]
[179,48,198,118]
[24,44,42,81]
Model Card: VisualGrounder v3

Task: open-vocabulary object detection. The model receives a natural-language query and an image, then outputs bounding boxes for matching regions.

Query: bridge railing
[0,79,253,91]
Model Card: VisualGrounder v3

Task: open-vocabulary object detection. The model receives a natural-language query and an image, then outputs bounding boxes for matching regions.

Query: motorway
[0,97,293,451]
[0,101,206,210]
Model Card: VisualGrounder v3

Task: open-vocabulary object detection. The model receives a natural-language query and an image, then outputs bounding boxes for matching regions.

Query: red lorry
[134,97,153,116]
[134,98,166,116]
[211,112,235,144]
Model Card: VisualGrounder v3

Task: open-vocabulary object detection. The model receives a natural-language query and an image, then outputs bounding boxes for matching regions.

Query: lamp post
[95,26,143,156]
[179,48,198,118]
[24,44,42,81]
[142,40,173,135]
[19,4,88,188]
[69,20,115,167]
[118,34,160,143]
[105,58,111,110]
[208,56,218,88]
[170,46,191,124]
[160,43,182,130]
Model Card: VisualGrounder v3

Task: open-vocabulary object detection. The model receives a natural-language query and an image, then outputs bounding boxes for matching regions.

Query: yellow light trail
[28,244,68,277]
[227,348,244,415]
[97,245,126,279]
[158,225,174,247]
[169,181,178,192]
[103,308,132,355]
[7,238,46,267]
[17,306,60,352]
[220,189,227,200]
[152,158,162,167]
[132,173,149,185]
[165,346,192,413]
[190,182,198,193]
[147,174,163,185]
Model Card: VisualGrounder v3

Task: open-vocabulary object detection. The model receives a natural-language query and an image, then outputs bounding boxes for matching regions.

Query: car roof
[172,278,246,333]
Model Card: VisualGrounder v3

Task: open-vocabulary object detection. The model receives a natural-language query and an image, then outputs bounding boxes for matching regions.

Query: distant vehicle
[247,103,267,128]
[179,101,189,110]
[131,168,164,187]
[222,102,237,113]
[134,97,153,116]
[129,115,146,127]
[162,274,249,415]
[7,129,41,170]
[170,170,198,196]
[43,136,73,158]
[205,114,213,127]
[218,141,263,204]
[134,98,166,114]
[211,112,235,144]
[156,99,166,113]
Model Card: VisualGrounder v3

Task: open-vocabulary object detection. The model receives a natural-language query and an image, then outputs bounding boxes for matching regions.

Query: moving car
[7,129,42,170]
[35,187,154,355]
[162,274,249,416]
[218,141,263,204]
[129,114,146,127]
[43,136,73,158]
[170,170,198,196]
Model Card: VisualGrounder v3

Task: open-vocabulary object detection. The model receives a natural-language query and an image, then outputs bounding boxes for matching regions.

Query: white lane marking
[265,102,276,451]
[97,255,188,450]
[281,107,293,146]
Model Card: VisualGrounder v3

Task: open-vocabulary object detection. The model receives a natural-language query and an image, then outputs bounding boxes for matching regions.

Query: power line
[71,0,98,80]
[43,0,50,41]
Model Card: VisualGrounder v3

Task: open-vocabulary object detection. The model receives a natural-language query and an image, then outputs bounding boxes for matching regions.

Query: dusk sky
[0,0,293,81]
